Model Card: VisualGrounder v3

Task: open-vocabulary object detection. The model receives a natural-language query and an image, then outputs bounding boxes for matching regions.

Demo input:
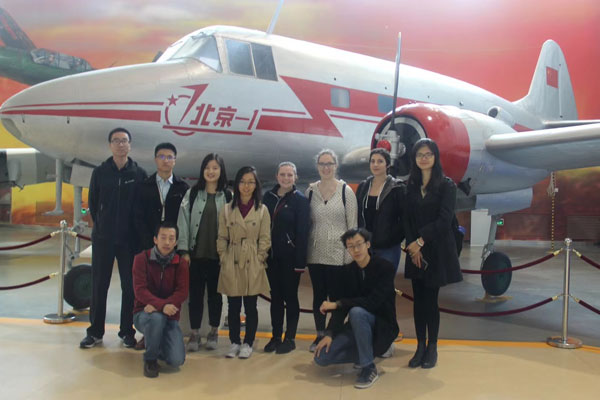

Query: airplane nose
[0,61,190,158]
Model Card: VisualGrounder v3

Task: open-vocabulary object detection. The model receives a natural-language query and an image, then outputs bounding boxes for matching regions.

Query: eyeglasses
[110,139,130,145]
[346,241,366,251]
[416,152,434,160]
[317,162,336,168]
[239,180,256,186]
[156,155,176,161]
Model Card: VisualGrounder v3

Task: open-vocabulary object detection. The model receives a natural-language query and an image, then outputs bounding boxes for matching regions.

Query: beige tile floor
[1,318,599,400]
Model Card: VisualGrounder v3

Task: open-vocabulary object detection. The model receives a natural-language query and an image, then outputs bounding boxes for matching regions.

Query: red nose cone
[376,139,392,152]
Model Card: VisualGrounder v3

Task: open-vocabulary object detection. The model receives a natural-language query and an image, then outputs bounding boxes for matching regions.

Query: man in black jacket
[314,228,399,389]
[80,127,147,349]
[135,142,189,251]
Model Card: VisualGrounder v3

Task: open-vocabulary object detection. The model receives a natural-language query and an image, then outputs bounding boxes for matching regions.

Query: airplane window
[168,35,222,72]
[378,95,393,114]
[226,39,255,76]
[251,43,277,81]
[331,87,350,108]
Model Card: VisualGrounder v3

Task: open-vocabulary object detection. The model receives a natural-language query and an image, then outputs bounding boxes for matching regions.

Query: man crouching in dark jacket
[314,228,399,389]
[133,221,189,378]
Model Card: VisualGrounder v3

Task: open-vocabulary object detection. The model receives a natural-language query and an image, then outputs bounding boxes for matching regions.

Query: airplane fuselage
[0,26,549,196]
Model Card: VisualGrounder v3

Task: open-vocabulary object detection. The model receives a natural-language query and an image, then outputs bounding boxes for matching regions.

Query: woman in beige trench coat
[217,166,271,359]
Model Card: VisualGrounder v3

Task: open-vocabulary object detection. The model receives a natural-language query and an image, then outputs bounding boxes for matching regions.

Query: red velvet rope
[0,234,53,251]
[578,254,600,270]
[76,233,91,241]
[399,292,556,317]
[0,274,53,290]
[576,299,600,315]
[461,253,556,275]
[258,293,313,314]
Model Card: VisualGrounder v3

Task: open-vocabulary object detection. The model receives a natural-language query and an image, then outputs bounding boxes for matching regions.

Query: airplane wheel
[64,264,92,310]
[481,252,512,296]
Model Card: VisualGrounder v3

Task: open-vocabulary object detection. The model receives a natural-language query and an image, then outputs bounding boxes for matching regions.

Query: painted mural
[0,0,599,241]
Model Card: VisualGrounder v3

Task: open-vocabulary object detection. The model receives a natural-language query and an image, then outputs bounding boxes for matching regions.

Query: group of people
[78,127,462,388]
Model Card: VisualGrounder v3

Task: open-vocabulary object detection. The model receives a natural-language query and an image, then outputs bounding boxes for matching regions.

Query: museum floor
[1,224,599,399]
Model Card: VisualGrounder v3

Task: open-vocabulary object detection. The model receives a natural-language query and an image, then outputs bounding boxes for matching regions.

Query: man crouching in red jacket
[133,221,189,378]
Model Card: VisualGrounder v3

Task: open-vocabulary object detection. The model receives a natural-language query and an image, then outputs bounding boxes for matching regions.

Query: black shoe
[408,342,426,368]
[276,338,296,354]
[79,335,102,349]
[354,364,379,389]
[421,342,438,369]
[263,337,282,353]
[121,335,137,348]
[144,360,159,378]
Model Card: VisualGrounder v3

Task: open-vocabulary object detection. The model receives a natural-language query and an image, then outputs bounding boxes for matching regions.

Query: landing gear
[480,214,512,296]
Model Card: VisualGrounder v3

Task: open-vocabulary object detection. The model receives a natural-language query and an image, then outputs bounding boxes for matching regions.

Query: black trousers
[267,259,301,339]
[411,279,440,343]
[227,295,258,345]
[87,239,135,338]
[188,258,222,329]
[308,264,344,332]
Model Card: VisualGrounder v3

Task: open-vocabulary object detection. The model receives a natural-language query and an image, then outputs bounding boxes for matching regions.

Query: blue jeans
[314,307,376,368]
[373,244,401,275]
[134,311,185,366]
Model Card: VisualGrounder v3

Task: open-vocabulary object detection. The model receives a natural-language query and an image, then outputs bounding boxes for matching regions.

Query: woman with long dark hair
[262,162,310,354]
[177,153,230,352]
[403,138,462,369]
[217,166,271,359]
[356,148,405,273]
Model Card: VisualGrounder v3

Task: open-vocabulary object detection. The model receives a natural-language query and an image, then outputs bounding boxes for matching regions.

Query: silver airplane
[1,24,600,294]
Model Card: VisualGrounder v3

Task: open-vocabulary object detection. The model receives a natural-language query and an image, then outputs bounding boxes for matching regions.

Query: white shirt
[156,173,173,221]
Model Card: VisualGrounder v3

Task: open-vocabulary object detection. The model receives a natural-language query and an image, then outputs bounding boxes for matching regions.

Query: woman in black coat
[356,148,405,273]
[404,138,462,369]
[262,161,310,354]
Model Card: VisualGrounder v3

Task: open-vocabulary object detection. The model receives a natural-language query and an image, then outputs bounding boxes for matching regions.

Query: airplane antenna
[389,32,402,130]
[267,0,285,34]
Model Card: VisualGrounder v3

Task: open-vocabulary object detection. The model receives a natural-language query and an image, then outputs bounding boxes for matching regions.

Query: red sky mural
[1,0,599,239]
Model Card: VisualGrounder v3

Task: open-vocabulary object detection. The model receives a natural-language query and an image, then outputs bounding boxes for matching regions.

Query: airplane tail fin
[514,40,577,121]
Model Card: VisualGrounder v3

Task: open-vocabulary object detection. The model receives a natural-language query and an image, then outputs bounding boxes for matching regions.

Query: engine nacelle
[372,103,548,198]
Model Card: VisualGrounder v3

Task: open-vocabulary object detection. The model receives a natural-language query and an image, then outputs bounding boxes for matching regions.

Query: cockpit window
[226,39,254,76]
[225,39,278,81]
[30,49,92,71]
[167,34,221,72]
[251,43,277,81]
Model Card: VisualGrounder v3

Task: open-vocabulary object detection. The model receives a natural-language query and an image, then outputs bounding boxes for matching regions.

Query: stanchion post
[547,238,582,349]
[43,220,76,324]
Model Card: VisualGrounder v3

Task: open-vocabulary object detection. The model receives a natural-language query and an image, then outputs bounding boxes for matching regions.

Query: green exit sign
[496,218,504,226]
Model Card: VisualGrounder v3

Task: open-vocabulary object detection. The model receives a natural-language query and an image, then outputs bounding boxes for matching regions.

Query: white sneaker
[380,343,395,358]
[186,333,200,352]
[238,343,253,359]
[226,343,241,358]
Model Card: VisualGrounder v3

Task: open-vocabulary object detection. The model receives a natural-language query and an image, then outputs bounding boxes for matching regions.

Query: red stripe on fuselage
[256,76,403,137]
[1,108,161,122]
[2,101,164,110]
[162,125,251,136]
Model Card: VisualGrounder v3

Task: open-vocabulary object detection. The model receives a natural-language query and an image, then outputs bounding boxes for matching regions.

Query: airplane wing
[485,123,600,171]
